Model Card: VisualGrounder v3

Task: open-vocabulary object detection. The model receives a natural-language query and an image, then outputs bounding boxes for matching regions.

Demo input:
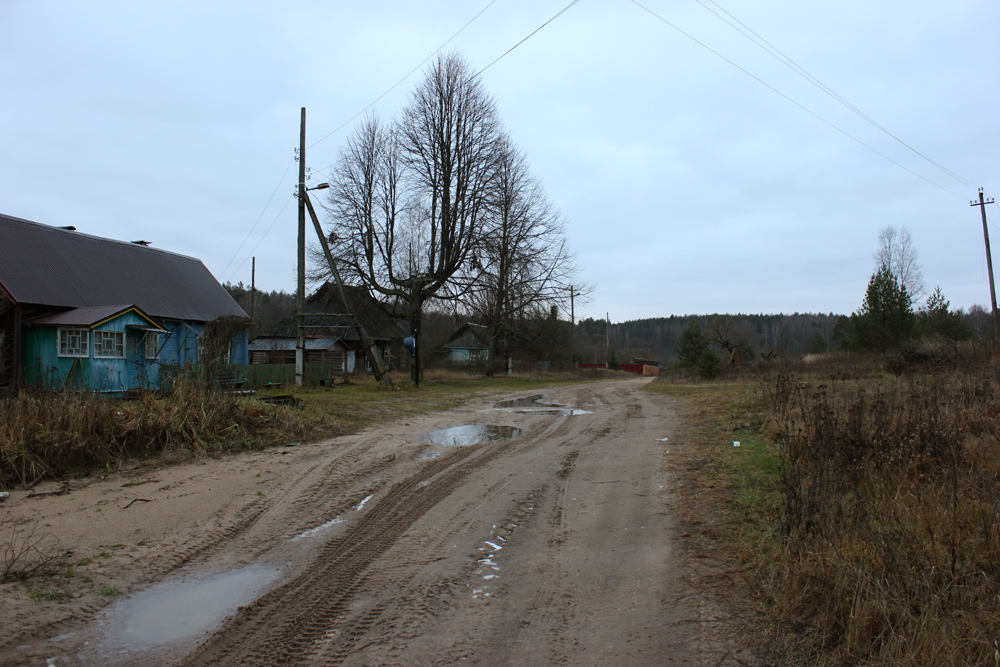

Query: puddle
[494,395,591,416]
[494,394,547,408]
[422,424,522,447]
[292,516,345,541]
[102,565,281,650]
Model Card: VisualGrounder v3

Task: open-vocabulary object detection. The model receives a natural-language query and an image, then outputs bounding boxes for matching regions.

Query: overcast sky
[2,0,997,322]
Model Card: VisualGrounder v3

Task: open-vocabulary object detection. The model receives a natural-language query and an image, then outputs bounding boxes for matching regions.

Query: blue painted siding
[22,315,249,392]
[23,311,161,392]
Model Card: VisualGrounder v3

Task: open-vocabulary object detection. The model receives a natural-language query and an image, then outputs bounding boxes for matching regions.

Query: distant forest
[573,313,840,366]
[574,305,994,367]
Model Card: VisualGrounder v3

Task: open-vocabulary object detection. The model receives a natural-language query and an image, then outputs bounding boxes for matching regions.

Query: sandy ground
[1,379,750,666]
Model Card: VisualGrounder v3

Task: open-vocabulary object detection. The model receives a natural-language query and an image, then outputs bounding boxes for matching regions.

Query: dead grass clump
[752,362,1000,665]
[2,517,64,580]
[0,382,335,487]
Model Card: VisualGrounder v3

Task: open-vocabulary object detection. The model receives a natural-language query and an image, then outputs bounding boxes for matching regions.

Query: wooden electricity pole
[302,193,392,388]
[296,108,306,388]
[971,188,998,336]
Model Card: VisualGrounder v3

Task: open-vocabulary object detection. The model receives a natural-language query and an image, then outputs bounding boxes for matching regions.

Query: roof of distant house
[0,213,246,322]
[260,282,406,342]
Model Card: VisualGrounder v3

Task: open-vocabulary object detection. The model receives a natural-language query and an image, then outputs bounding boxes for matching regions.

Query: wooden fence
[160,363,346,389]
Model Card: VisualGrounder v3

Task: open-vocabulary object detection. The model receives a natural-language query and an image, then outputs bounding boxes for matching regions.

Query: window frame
[145,333,159,360]
[93,330,125,359]
[57,328,90,358]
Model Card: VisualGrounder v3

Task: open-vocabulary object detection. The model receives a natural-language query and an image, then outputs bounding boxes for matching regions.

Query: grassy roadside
[647,342,1000,666]
[643,380,784,665]
[0,369,606,489]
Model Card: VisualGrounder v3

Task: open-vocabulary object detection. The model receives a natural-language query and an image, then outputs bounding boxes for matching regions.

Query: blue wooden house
[443,322,490,366]
[0,213,248,393]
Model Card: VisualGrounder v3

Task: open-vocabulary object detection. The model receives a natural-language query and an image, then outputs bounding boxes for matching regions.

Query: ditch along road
[3,379,741,666]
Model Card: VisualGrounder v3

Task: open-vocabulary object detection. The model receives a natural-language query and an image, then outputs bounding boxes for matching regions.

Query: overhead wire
[220,158,295,283]
[227,194,296,284]
[306,0,500,152]
[474,0,581,77]
[307,0,582,182]
[630,0,967,200]
[695,0,979,191]
[222,0,500,284]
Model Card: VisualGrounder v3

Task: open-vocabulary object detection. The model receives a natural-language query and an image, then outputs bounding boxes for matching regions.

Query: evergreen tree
[697,348,721,378]
[806,332,828,354]
[917,287,974,341]
[676,321,708,367]
[848,266,915,351]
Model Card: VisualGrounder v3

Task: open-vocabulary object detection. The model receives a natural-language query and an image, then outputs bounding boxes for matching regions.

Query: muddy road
[4,379,734,666]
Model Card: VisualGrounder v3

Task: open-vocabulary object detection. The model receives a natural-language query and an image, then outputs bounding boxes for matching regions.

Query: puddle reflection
[102,565,281,650]
[422,424,522,447]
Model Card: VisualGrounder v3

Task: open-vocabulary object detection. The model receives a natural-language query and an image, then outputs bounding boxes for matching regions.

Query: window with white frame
[145,333,159,360]
[58,328,89,357]
[93,331,125,359]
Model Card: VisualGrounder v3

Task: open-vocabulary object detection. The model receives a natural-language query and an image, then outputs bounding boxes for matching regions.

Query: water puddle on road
[101,565,281,651]
[422,424,522,447]
[494,395,592,416]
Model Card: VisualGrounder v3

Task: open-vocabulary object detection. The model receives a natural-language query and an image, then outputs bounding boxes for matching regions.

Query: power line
[307,0,581,189]
[306,0,500,152]
[309,0,582,183]
[475,0,581,77]
[695,0,979,190]
[226,194,295,284]
[630,0,967,200]
[222,1,500,285]
[219,157,295,282]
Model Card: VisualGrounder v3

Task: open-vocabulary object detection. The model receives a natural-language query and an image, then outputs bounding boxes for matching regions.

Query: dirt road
[2,379,736,666]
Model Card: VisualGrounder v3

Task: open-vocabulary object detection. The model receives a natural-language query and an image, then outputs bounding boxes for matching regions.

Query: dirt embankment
[2,380,750,666]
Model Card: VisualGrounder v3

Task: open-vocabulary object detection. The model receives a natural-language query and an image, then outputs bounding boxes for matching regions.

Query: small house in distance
[250,282,405,373]
[0,213,248,393]
[443,322,490,366]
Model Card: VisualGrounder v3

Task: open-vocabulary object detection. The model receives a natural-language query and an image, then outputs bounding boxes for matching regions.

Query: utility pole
[971,188,998,336]
[296,108,306,388]
[605,312,610,367]
[250,256,256,322]
[570,285,575,368]
[302,191,393,388]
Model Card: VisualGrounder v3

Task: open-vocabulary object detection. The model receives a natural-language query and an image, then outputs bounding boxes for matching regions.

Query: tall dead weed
[751,344,1000,665]
[0,382,332,487]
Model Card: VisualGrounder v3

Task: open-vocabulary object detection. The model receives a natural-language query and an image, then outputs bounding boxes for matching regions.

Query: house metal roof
[0,213,246,323]
[23,304,161,328]
[260,282,406,342]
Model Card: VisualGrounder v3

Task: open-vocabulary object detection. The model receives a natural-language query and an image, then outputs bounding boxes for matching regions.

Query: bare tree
[468,136,580,374]
[322,53,503,382]
[874,225,925,299]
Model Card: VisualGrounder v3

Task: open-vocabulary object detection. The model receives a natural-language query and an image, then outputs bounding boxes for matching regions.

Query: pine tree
[917,287,974,341]
[849,266,915,351]
[676,321,708,367]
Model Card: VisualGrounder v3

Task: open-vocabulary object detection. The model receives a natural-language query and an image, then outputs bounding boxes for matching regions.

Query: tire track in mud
[185,434,540,666]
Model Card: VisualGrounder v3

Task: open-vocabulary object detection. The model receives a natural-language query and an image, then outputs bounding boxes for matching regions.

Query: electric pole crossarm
[303,192,393,388]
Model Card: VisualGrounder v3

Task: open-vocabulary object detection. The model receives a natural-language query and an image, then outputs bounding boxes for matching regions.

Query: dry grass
[753,361,1000,665]
[1,369,602,488]
[652,341,1000,666]
[0,381,330,487]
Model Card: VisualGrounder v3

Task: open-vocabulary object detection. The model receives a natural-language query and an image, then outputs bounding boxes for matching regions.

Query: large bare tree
[323,53,503,381]
[468,136,578,374]
[874,225,925,300]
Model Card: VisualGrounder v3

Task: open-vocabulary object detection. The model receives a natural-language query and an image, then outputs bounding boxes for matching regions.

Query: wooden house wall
[22,311,162,392]
[157,322,248,367]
